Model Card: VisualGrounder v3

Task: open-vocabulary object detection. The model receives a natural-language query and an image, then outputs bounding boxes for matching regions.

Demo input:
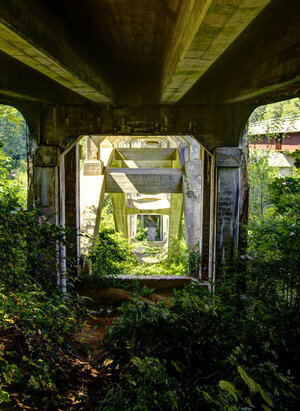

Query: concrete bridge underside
[1,0,300,282]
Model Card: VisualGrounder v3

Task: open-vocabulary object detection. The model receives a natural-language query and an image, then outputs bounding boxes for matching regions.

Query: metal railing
[249,115,300,135]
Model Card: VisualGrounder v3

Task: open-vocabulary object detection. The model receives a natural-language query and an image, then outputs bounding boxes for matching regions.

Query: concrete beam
[126,208,169,216]
[121,160,173,169]
[181,0,300,107]
[0,50,87,105]
[116,148,177,161]
[161,0,270,103]
[40,105,242,150]
[0,2,112,103]
[126,195,170,210]
[105,168,183,194]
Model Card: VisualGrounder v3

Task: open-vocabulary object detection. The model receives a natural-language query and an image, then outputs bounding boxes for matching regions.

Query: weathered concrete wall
[61,145,79,266]
[215,147,244,274]
[32,145,59,221]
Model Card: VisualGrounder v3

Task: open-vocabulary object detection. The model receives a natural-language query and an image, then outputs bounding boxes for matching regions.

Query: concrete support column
[168,193,183,249]
[60,144,80,277]
[183,159,202,277]
[32,145,59,222]
[201,150,215,282]
[215,147,243,275]
[111,193,128,237]
[80,137,106,255]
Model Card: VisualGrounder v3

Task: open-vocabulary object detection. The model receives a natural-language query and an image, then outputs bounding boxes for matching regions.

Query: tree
[0,105,27,170]
[249,97,300,123]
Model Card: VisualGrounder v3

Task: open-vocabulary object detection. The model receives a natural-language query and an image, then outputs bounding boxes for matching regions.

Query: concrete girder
[180,0,300,107]
[0,51,88,105]
[126,209,169,216]
[120,160,173,169]
[115,148,177,161]
[39,105,246,151]
[105,168,183,194]
[126,195,170,211]
[0,2,112,103]
[161,0,270,103]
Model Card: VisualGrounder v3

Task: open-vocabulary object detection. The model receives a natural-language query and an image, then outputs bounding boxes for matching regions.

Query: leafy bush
[96,283,300,410]
[0,286,88,407]
[0,196,69,289]
[268,176,300,213]
[89,227,138,278]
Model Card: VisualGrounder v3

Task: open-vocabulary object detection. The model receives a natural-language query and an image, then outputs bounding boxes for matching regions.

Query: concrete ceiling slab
[0,0,298,108]
[161,0,271,103]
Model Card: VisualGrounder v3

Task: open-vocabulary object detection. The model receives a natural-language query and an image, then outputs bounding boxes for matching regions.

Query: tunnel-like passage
[75,134,217,283]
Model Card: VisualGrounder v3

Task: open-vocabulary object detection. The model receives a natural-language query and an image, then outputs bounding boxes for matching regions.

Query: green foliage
[100,194,115,229]
[0,105,27,169]
[0,196,70,289]
[249,97,300,123]
[89,227,138,279]
[0,286,87,407]
[129,239,189,276]
[0,149,90,408]
[96,282,300,410]
[0,138,27,207]
[136,216,148,241]
[248,149,277,218]
[268,176,300,213]
[247,171,300,308]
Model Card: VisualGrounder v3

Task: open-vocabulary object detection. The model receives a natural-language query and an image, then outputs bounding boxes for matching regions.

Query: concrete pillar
[32,145,59,222]
[80,137,106,255]
[201,150,215,281]
[60,144,80,273]
[215,147,243,275]
[111,193,128,237]
[183,159,202,277]
[168,193,183,248]
[83,136,103,175]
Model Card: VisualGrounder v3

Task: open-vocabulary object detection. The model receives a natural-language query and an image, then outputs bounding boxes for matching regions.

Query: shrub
[89,227,138,278]
[0,286,88,407]
[96,283,300,410]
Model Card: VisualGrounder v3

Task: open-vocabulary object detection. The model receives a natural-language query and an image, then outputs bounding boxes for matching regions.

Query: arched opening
[72,134,216,281]
[248,97,300,218]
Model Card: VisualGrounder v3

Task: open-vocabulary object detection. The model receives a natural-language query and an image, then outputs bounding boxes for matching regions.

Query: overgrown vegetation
[249,97,300,122]
[0,109,91,408]
[89,161,300,409]
[0,103,300,409]
[87,193,189,278]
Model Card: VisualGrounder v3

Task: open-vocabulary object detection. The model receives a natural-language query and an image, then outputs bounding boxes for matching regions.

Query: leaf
[260,390,273,408]
[0,388,10,403]
[4,318,14,324]
[219,380,238,402]
[171,361,182,373]
[238,366,261,393]
[29,375,40,389]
